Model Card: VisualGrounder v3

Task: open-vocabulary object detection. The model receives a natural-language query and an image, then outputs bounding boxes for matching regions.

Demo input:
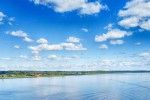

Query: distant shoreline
[0,70,150,79]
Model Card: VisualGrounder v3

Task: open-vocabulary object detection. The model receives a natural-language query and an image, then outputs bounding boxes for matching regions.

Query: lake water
[0,73,150,100]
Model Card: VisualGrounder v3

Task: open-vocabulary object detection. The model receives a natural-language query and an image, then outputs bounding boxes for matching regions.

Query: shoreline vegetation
[0,70,150,79]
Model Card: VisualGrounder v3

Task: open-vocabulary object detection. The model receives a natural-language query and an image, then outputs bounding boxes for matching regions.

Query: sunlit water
[0,73,150,100]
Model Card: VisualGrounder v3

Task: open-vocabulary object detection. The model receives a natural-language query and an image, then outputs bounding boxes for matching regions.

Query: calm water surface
[0,73,150,100]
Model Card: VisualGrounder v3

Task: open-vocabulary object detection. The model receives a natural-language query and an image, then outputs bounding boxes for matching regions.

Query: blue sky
[0,0,150,71]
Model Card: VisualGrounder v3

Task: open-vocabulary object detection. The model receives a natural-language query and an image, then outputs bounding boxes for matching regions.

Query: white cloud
[118,17,140,28]
[135,42,141,46]
[0,11,15,25]
[0,12,5,24]
[9,30,33,42]
[104,23,113,30]
[118,0,150,30]
[95,29,132,42]
[140,19,150,30]
[95,34,107,42]
[32,55,41,61]
[8,17,15,21]
[44,44,63,50]
[139,52,150,57]
[0,57,11,60]
[48,55,58,60]
[36,38,48,44]
[31,0,107,15]
[47,55,78,61]
[99,44,108,49]
[110,40,124,45]
[67,36,80,43]
[19,55,28,59]
[118,0,150,17]
[61,42,86,50]
[80,1,106,15]
[29,43,63,54]
[24,37,33,42]
[29,43,86,54]
[62,56,78,61]
[9,30,27,37]
[8,17,15,25]
[29,37,86,54]
[81,28,88,32]
[14,45,20,49]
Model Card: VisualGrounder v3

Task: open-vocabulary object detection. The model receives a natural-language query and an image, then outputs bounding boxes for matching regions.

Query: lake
[0,73,150,100]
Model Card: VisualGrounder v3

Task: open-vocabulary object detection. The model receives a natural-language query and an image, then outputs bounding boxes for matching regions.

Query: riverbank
[0,70,150,79]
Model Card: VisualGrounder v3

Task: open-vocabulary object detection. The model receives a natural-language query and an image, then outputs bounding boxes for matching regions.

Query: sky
[0,0,150,71]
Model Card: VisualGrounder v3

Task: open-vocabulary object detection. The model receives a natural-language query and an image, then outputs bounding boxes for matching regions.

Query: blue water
[0,73,150,100]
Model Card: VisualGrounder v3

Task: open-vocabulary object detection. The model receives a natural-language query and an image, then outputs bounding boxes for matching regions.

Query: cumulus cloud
[110,40,124,45]
[118,0,150,18]
[31,0,107,15]
[79,1,106,15]
[10,30,28,37]
[67,36,80,43]
[29,37,86,54]
[29,44,63,54]
[95,29,132,42]
[140,19,150,30]
[36,38,48,44]
[118,0,150,30]
[8,30,33,42]
[29,42,86,53]
[99,44,108,49]
[118,17,140,28]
